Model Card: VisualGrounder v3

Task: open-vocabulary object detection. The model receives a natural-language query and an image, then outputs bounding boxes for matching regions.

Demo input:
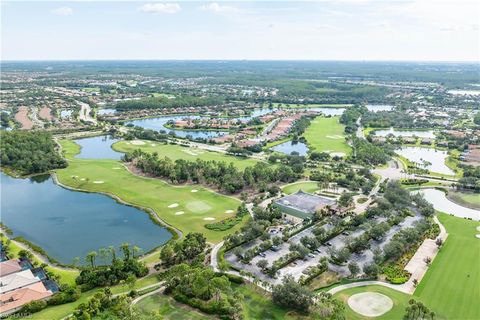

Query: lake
[126,116,227,139]
[0,173,172,264]
[366,105,394,112]
[271,141,309,156]
[418,188,480,221]
[60,110,73,119]
[74,135,123,160]
[374,128,435,138]
[396,147,454,175]
[308,108,345,116]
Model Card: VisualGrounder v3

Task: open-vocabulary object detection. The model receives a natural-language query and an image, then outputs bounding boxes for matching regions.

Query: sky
[1,0,479,61]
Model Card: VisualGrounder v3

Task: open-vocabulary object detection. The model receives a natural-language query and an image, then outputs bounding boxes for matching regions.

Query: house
[0,260,23,277]
[272,190,335,224]
[421,138,432,145]
[0,282,53,316]
[0,269,41,294]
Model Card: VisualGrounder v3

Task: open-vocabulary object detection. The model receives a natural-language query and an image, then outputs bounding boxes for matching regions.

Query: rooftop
[0,282,53,315]
[274,190,335,215]
[0,270,41,294]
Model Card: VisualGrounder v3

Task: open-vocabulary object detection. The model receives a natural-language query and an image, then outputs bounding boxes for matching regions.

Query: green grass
[113,140,260,170]
[303,116,350,155]
[137,292,210,319]
[333,285,438,320]
[282,181,319,195]
[446,191,480,210]
[5,239,79,286]
[57,140,242,243]
[28,274,161,320]
[414,213,480,320]
[235,284,292,320]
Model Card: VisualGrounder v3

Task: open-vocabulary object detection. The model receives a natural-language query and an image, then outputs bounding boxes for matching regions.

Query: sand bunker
[80,178,85,181]
[476,234,480,239]
[93,181,104,184]
[191,189,198,193]
[225,210,234,214]
[477,226,480,232]
[330,152,346,157]
[131,140,146,145]
[348,292,393,317]
[112,167,121,170]
[175,211,185,215]
[168,203,179,208]
[203,217,215,221]
[151,144,156,146]
[326,135,344,139]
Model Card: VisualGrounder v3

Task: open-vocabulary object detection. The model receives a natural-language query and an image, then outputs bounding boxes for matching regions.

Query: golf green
[281,181,320,195]
[113,140,260,170]
[56,140,243,243]
[303,116,350,155]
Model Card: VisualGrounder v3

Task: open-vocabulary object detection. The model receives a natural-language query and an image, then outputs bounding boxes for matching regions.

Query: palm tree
[86,251,97,269]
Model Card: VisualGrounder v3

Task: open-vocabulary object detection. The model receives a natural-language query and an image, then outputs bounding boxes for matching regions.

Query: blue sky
[2,1,479,61]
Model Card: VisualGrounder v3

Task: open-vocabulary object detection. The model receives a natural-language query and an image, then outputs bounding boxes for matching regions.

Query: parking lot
[225,214,425,285]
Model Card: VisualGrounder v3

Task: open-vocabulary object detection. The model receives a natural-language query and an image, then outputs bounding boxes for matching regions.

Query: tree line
[124,149,302,193]
[116,95,224,110]
[0,131,67,175]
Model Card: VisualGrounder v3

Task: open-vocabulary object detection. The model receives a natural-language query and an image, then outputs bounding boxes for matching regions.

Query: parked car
[308,253,315,258]
[259,252,266,257]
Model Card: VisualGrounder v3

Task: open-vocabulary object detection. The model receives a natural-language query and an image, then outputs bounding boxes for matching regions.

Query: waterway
[418,188,480,221]
[0,172,172,264]
[395,147,454,176]
[271,141,309,156]
[74,135,123,160]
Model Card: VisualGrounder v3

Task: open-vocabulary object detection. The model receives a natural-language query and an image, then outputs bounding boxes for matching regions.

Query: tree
[120,242,131,260]
[18,249,33,260]
[272,275,314,312]
[338,192,354,208]
[435,238,443,248]
[348,262,360,278]
[86,251,97,269]
[160,244,175,266]
[363,262,379,278]
[126,273,137,291]
[256,259,269,270]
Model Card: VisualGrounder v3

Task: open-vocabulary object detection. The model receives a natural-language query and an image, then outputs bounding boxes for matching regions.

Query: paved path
[77,101,96,123]
[131,285,165,305]
[0,229,76,271]
[210,241,224,272]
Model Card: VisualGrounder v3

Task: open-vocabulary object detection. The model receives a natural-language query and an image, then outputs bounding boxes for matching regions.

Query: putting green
[303,116,350,155]
[113,140,261,170]
[185,200,213,213]
[57,140,244,243]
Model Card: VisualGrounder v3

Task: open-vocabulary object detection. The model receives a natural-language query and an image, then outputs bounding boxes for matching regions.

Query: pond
[395,147,454,176]
[60,110,73,119]
[97,108,116,115]
[271,141,309,156]
[126,116,227,139]
[74,135,123,160]
[374,128,435,138]
[418,188,480,221]
[0,173,172,264]
[308,108,345,116]
[366,105,394,112]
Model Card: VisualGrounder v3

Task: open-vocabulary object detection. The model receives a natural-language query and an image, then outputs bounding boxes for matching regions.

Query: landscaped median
[56,140,244,243]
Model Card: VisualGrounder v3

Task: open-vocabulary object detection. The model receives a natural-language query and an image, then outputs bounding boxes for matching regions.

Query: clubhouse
[273,190,336,224]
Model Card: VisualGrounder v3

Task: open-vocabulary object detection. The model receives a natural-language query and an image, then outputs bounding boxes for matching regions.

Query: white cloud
[201,2,239,14]
[139,3,181,14]
[51,7,73,16]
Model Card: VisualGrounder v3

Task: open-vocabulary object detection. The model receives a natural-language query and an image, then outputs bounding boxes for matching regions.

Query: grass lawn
[137,292,210,319]
[446,191,480,210]
[414,213,480,320]
[56,140,242,243]
[5,239,79,287]
[303,116,350,155]
[282,181,319,195]
[235,284,292,319]
[333,285,437,320]
[28,274,161,320]
[113,140,260,170]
